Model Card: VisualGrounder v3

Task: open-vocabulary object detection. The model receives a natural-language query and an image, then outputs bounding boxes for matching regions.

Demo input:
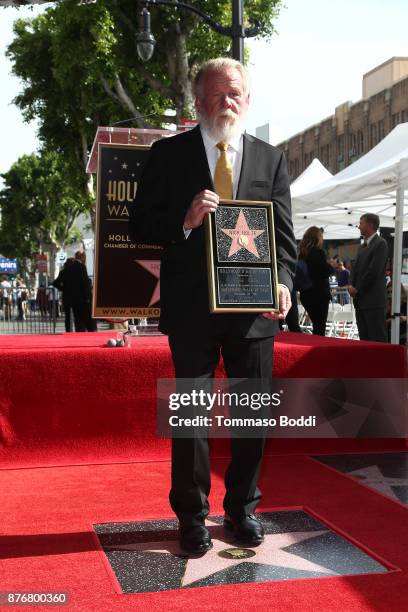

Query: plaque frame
[205,199,279,313]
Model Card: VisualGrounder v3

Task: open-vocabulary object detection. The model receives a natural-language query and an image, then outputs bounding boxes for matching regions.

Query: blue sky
[1,0,408,182]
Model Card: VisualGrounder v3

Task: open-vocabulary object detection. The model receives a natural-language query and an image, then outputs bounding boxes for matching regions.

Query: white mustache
[217,109,236,120]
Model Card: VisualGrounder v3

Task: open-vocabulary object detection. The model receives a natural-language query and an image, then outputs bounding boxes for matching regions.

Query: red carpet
[1,332,407,609]
[1,455,407,611]
[1,331,406,469]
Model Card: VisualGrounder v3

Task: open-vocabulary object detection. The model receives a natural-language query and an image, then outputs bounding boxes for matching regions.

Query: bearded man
[131,58,296,553]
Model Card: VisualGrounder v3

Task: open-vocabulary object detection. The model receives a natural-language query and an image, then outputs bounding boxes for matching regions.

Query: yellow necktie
[214,142,233,200]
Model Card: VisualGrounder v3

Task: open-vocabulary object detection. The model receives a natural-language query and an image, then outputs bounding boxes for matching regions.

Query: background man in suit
[349,213,388,342]
[132,58,296,553]
[53,251,96,332]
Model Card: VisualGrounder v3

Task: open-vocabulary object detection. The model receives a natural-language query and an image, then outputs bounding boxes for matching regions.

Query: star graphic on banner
[221,210,264,258]
[135,260,160,305]
[131,173,135,177]
[105,520,335,587]
[349,465,408,501]
[122,162,128,170]
[108,169,112,173]
[114,156,118,161]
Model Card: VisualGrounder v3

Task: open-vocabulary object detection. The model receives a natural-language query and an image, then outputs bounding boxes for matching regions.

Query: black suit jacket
[52,260,91,306]
[350,234,388,309]
[302,247,333,302]
[130,126,296,338]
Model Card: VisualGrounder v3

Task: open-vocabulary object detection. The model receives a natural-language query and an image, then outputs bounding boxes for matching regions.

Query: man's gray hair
[361,213,380,230]
[193,57,250,98]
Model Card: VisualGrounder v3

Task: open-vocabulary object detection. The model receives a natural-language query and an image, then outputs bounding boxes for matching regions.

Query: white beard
[199,110,244,142]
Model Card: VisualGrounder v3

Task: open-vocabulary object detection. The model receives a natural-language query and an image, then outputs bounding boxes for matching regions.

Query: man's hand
[348,285,357,297]
[184,190,219,230]
[262,284,292,320]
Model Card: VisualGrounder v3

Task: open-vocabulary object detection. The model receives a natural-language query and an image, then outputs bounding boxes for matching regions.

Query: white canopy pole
[390,186,404,344]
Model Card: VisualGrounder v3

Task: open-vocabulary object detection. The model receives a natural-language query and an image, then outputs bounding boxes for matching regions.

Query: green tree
[7,0,282,132]
[0,151,90,277]
[6,0,283,217]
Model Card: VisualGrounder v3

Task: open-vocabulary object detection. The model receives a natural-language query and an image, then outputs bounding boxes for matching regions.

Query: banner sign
[35,254,48,274]
[93,143,162,318]
[0,258,18,274]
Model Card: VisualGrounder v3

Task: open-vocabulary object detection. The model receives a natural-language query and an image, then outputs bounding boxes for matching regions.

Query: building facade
[278,57,408,181]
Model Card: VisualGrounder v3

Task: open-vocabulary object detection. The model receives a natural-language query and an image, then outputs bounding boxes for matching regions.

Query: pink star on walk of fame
[179,523,335,586]
[106,519,335,588]
[135,260,160,305]
[349,465,408,501]
[221,210,265,258]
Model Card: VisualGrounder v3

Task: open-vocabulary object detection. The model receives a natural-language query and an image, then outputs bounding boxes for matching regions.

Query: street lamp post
[136,0,260,64]
[231,0,244,65]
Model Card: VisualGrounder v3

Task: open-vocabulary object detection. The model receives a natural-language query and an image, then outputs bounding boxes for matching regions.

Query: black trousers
[285,287,301,332]
[300,293,330,336]
[64,300,97,332]
[168,330,274,527]
[356,308,387,342]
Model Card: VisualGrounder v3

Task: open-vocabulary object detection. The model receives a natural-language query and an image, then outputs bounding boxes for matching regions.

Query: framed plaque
[205,200,278,313]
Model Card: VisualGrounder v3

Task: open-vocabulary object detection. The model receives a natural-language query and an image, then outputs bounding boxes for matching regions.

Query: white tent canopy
[292,123,408,343]
[291,158,359,239]
[293,123,408,207]
[291,158,332,199]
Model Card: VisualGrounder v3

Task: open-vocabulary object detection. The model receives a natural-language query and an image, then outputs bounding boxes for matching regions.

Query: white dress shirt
[365,232,377,246]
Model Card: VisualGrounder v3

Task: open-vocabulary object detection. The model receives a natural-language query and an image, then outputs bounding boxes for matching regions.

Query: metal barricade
[0,286,58,335]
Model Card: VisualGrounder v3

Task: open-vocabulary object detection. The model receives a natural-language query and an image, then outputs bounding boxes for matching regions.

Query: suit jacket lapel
[184,125,214,191]
[237,133,257,200]
[368,234,379,248]
[354,235,378,280]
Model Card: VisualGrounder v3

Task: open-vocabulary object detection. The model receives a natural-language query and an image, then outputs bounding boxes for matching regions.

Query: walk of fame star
[349,465,408,501]
[135,260,160,305]
[105,519,335,588]
[221,210,265,258]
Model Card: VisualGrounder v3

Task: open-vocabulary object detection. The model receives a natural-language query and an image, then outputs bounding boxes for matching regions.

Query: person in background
[298,226,336,336]
[336,260,350,305]
[284,286,302,332]
[73,251,97,332]
[53,252,96,332]
[36,284,48,317]
[348,213,388,342]
[16,279,28,320]
[0,275,12,320]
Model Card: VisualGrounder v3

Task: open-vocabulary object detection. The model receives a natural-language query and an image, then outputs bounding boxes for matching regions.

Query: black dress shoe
[179,524,213,553]
[224,514,265,545]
